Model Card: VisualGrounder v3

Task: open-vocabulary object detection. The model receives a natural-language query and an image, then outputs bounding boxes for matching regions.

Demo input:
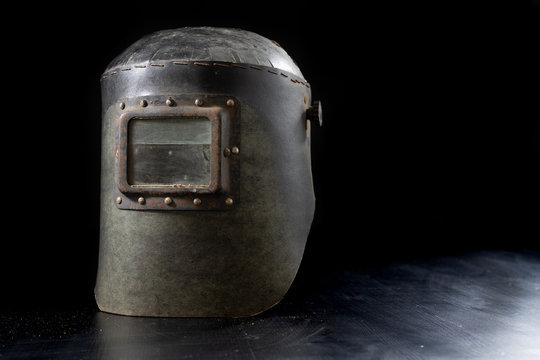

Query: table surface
[2,249,540,359]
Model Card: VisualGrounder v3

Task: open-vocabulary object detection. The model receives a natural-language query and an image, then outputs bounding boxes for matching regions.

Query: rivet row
[115,196,234,206]
[118,98,236,110]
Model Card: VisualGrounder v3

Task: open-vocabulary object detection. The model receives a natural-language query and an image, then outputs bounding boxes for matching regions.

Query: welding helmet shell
[95,27,321,317]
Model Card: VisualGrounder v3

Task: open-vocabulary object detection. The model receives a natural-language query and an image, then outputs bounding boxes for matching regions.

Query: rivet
[194,98,203,106]
[193,198,202,206]
[225,198,234,206]
[139,99,148,107]
[166,98,175,106]
[164,197,173,205]
[226,99,235,107]
[119,102,125,110]
[231,146,240,155]
[138,197,145,205]
[223,147,231,157]
[116,197,122,204]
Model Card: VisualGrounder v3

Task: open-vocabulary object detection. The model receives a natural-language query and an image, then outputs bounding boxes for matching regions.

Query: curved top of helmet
[104,27,304,79]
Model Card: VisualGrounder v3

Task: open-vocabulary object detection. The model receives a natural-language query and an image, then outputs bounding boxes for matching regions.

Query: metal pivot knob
[306,100,323,127]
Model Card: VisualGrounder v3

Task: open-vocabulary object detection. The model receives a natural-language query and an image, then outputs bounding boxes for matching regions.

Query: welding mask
[95,27,322,317]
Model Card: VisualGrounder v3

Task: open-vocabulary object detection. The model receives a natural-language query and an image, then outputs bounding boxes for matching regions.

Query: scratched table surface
[2,250,540,359]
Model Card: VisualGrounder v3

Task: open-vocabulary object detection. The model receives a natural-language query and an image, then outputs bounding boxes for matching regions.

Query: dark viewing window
[127,117,211,186]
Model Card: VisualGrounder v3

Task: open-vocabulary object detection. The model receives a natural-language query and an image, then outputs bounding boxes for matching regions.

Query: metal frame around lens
[114,94,240,211]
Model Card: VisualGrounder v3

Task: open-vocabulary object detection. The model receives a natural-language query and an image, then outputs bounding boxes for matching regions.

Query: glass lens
[127,117,211,186]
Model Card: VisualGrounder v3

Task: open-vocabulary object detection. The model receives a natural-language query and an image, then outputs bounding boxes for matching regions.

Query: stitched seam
[101,61,310,88]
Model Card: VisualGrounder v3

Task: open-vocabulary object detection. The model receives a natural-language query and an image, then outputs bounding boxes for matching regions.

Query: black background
[2,1,539,310]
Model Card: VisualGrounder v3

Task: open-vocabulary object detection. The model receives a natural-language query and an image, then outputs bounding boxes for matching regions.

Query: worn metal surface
[5,250,540,359]
[95,28,316,317]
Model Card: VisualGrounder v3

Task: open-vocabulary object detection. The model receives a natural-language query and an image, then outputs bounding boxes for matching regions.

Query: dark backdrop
[2,1,539,310]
